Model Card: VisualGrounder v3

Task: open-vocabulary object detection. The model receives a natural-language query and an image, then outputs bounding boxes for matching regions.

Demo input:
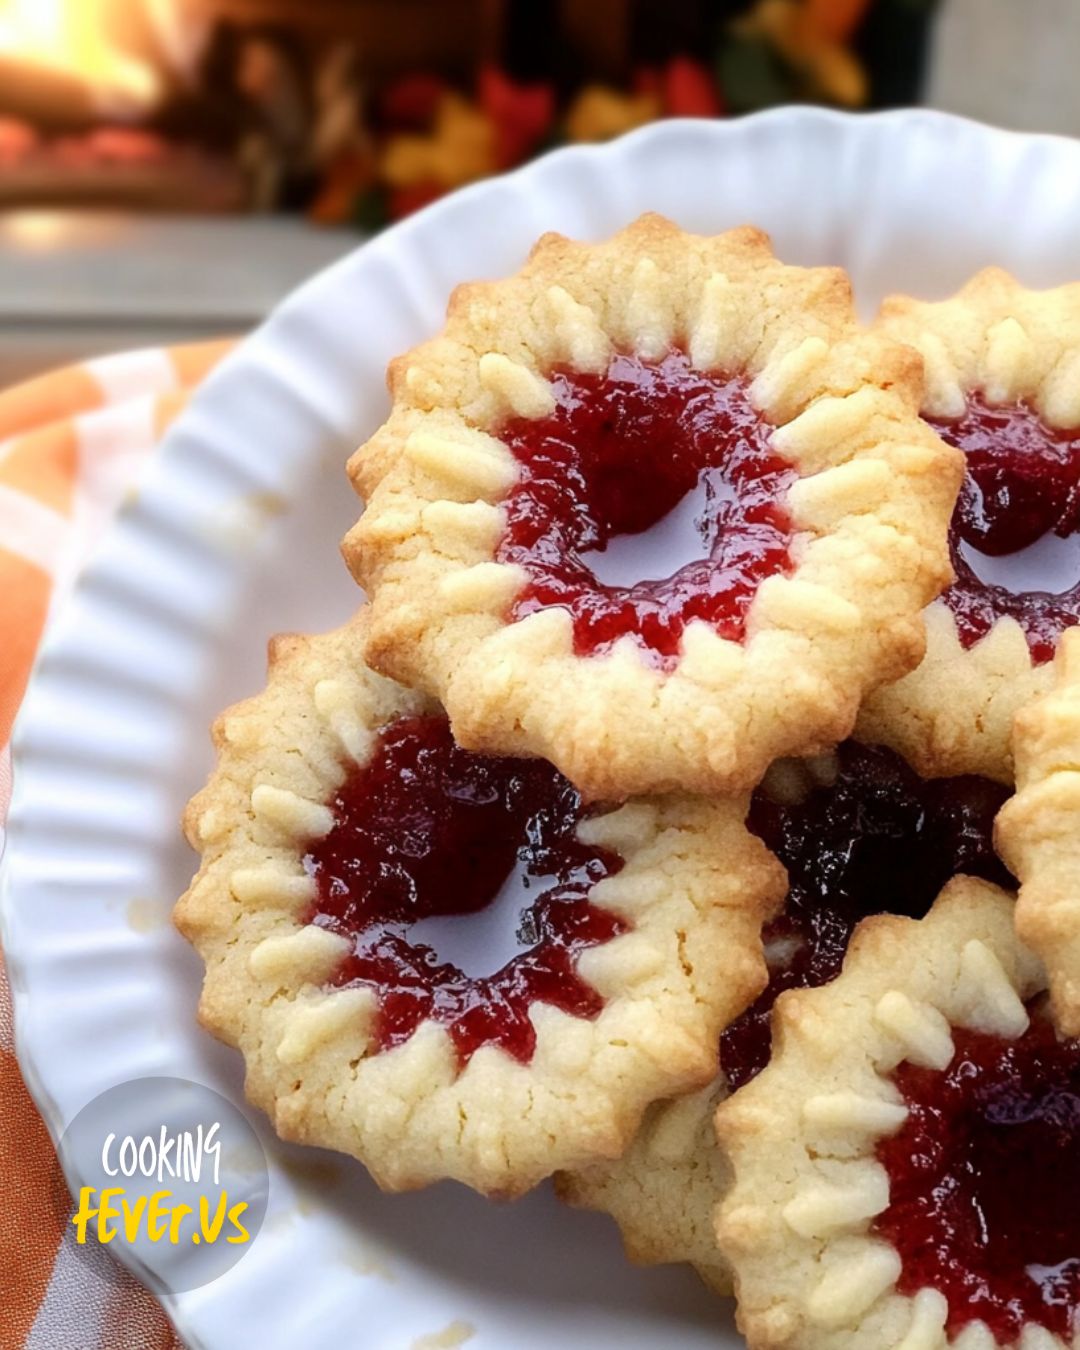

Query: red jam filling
[302,715,624,1065]
[934,394,1080,663]
[721,742,1012,1089]
[495,349,796,665]
[876,1013,1080,1341]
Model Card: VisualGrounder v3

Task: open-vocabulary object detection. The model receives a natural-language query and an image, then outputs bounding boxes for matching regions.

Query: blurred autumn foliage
[0,0,935,218]
[306,0,937,228]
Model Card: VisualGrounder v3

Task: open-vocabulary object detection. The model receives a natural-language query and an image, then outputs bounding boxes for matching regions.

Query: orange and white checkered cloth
[0,340,235,1350]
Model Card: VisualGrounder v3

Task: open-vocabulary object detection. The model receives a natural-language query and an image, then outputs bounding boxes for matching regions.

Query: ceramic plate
[8,108,1080,1350]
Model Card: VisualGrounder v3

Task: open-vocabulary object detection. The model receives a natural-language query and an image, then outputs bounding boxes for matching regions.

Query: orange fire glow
[0,0,166,114]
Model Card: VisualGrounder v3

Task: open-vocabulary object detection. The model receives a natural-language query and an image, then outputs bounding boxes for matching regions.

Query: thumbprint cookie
[345,214,960,798]
[558,742,1012,1292]
[860,269,1080,783]
[176,612,781,1197]
[716,880,1066,1350]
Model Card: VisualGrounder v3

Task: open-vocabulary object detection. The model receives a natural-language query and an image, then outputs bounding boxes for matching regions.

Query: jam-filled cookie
[998,627,1080,1036]
[175,613,782,1197]
[859,269,1080,783]
[715,879,1075,1350]
[345,214,961,798]
[558,742,1012,1291]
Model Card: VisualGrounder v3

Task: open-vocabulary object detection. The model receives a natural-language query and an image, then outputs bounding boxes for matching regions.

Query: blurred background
[0,0,1064,382]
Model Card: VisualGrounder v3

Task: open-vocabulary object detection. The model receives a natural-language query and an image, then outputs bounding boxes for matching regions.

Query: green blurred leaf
[718,36,797,113]
[352,187,389,234]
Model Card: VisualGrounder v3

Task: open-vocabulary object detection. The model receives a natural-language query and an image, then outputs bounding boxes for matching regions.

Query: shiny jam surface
[934,394,1080,663]
[720,742,1013,1089]
[876,1013,1080,1341]
[495,349,796,665]
[302,715,624,1065]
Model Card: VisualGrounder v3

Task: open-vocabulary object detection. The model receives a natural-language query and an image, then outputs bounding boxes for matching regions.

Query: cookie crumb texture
[998,627,1080,1037]
[859,269,1080,783]
[175,615,781,1196]
[716,880,1052,1350]
[557,1081,736,1295]
[346,213,960,798]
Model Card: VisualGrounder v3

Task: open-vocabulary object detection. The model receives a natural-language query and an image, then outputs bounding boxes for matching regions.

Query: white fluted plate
[7,109,1080,1349]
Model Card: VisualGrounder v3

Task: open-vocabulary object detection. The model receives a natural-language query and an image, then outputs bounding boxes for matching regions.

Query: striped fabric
[0,341,235,1350]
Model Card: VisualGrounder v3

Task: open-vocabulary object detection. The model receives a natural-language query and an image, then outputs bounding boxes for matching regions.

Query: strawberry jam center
[934,394,1080,663]
[876,1013,1080,1341]
[302,715,625,1066]
[495,349,796,666]
[721,742,1012,1089]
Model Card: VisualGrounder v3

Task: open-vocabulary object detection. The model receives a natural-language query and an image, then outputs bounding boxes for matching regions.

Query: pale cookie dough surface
[858,269,1080,784]
[555,756,843,1296]
[345,213,960,799]
[715,878,1046,1350]
[557,1079,735,1295]
[998,627,1080,1036]
[176,613,783,1197]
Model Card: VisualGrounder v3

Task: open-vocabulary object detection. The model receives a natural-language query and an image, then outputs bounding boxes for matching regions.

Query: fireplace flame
[0,0,165,116]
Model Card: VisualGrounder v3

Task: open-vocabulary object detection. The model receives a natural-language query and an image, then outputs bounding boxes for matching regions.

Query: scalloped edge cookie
[344,213,961,799]
[715,878,1046,1350]
[997,626,1080,1036]
[858,268,1080,784]
[557,736,1009,1299]
[175,611,784,1197]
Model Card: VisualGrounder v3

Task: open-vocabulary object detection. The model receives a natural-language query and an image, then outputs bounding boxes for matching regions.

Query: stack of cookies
[177,216,1080,1350]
